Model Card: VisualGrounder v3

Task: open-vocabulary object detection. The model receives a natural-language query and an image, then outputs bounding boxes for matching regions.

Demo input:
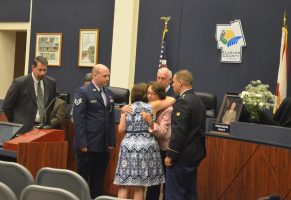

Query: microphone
[36,94,67,129]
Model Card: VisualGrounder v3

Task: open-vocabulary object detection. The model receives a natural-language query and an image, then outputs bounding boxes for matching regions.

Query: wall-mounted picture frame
[35,33,62,66]
[78,29,100,67]
[217,93,243,125]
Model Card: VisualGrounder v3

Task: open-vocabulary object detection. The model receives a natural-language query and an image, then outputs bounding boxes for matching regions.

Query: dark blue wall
[135,0,291,107]
[29,0,115,99]
[0,0,30,22]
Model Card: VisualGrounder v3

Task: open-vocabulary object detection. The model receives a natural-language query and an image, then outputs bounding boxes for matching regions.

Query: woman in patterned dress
[114,82,175,200]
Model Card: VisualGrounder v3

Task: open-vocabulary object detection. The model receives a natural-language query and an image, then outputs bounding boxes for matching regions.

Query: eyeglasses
[147,92,157,96]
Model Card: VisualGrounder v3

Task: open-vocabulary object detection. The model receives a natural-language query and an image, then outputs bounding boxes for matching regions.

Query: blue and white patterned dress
[114,101,165,186]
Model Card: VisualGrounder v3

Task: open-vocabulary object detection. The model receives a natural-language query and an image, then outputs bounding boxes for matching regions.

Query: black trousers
[146,150,166,200]
[76,151,109,199]
[165,161,198,200]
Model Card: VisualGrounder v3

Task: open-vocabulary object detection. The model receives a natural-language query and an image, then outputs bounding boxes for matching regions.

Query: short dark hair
[32,56,48,67]
[131,83,148,103]
[148,81,166,100]
[175,69,193,85]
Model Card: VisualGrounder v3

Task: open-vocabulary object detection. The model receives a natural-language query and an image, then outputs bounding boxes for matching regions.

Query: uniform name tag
[90,100,97,103]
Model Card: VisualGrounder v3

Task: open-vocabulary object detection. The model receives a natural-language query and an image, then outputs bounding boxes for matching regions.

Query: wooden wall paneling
[198,137,258,200]
[17,141,68,177]
[63,119,77,170]
[198,136,291,200]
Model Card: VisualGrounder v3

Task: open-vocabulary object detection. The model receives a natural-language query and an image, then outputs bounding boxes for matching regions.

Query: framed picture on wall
[217,93,243,125]
[35,33,62,66]
[78,29,100,67]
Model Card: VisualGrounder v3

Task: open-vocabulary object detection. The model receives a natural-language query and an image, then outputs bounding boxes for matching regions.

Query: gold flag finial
[160,16,171,27]
[283,11,287,27]
[160,16,171,40]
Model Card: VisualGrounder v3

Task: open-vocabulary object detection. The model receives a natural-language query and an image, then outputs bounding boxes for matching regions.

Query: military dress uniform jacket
[166,89,206,166]
[73,83,115,152]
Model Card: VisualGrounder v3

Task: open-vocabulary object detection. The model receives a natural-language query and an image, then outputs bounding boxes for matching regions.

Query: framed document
[35,33,62,66]
[78,29,100,67]
[217,93,243,125]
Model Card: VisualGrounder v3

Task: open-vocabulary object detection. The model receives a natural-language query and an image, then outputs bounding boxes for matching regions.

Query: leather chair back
[108,87,130,105]
[196,92,217,118]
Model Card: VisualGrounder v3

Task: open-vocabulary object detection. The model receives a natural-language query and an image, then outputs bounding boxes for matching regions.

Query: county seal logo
[215,19,246,63]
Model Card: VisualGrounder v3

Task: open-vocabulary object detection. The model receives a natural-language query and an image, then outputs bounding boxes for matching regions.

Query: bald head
[92,64,110,87]
[156,68,172,89]
[92,64,108,74]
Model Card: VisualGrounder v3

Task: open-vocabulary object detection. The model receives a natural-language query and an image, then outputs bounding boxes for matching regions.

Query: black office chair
[108,86,130,123]
[251,97,291,127]
[108,86,130,105]
[257,194,281,200]
[273,97,291,127]
[196,92,217,118]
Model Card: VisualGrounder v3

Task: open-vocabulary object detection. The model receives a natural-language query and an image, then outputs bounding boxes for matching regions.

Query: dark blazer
[50,97,67,129]
[166,89,206,166]
[73,83,116,152]
[3,74,56,134]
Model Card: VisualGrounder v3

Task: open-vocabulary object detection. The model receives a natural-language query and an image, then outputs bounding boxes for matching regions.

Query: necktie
[100,88,107,106]
[37,81,45,124]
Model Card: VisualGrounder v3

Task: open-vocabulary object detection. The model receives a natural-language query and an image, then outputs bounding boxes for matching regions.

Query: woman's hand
[140,112,153,126]
[121,105,132,114]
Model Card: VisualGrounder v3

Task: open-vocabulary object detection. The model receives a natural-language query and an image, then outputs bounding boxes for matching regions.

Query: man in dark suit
[3,56,57,134]
[73,64,115,198]
[165,69,206,200]
[157,67,176,97]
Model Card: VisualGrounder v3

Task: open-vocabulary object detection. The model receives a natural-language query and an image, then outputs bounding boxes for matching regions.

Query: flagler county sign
[215,19,246,63]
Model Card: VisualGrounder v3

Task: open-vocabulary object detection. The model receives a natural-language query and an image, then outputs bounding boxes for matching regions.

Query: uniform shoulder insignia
[74,98,82,105]
[176,112,181,117]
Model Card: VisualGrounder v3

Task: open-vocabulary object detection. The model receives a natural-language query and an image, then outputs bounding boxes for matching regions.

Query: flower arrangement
[239,80,275,120]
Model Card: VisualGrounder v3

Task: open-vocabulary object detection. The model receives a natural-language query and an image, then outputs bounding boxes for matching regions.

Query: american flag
[158,27,168,68]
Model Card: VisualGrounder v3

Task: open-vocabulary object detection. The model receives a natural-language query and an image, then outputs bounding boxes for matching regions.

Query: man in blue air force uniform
[73,64,115,199]
[165,70,206,200]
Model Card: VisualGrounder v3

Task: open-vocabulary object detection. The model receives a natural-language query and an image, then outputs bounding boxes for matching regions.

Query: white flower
[240,80,275,119]
[256,94,262,97]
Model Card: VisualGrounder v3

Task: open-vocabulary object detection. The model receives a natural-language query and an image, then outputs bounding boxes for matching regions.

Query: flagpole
[283,10,287,28]
[158,16,171,68]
